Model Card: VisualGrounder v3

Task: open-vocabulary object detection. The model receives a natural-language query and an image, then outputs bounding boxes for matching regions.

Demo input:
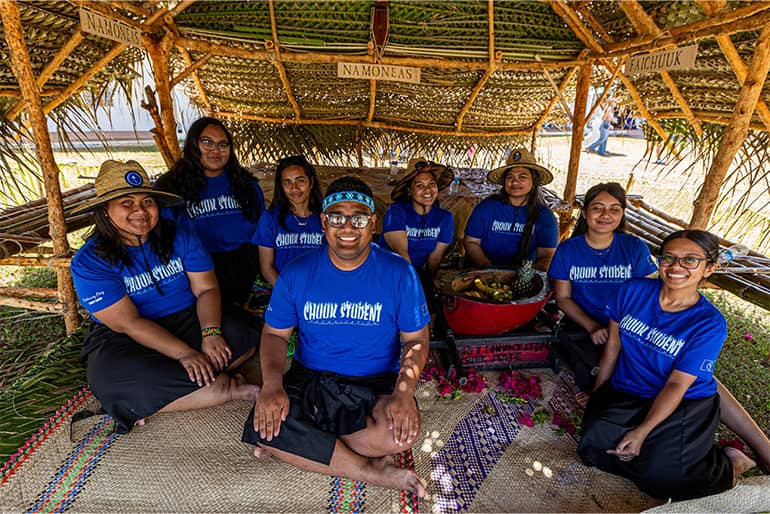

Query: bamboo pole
[618,0,703,136]
[0,256,72,268]
[0,295,64,313]
[564,64,591,208]
[690,24,770,229]
[536,55,574,125]
[0,286,60,299]
[144,31,180,162]
[0,0,79,332]
[215,110,530,137]
[6,31,84,120]
[585,58,624,123]
[176,36,588,72]
[267,0,301,120]
[532,59,582,129]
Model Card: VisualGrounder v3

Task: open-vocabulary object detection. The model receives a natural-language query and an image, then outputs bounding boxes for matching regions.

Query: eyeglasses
[198,138,230,151]
[657,255,710,269]
[325,213,372,229]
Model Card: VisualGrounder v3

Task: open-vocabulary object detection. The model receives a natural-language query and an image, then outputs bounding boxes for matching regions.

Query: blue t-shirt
[548,233,657,325]
[266,244,430,376]
[608,278,727,399]
[71,225,214,322]
[379,201,454,268]
[177,173,265,253]
[464,198,557,265]
[252,206,324,272]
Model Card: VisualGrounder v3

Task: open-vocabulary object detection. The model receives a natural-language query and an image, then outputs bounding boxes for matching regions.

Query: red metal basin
[441,269,551,336]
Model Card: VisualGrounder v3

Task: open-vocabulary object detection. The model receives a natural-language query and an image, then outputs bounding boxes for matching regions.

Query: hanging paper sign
[625,45,698,74]
[337,62,420,84]
[80,8,142,48]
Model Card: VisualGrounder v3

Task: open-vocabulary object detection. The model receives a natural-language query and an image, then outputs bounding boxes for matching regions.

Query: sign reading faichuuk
[337,62,421,84]
[80,8,142,48]
[625,45,698,74]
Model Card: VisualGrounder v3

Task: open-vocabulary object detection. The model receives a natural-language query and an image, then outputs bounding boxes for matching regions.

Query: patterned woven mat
[1,371,664,513]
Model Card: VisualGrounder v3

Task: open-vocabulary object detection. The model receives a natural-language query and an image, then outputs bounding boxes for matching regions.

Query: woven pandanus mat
[1,370,665,513]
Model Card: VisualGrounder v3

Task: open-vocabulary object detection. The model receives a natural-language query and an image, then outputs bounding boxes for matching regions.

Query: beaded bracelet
[201,326,222,338]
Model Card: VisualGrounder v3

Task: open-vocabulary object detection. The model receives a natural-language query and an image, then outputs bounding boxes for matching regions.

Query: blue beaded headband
[322,191,375,213]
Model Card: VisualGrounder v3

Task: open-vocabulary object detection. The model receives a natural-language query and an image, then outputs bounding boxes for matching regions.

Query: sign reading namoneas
[80,8,142,48]
[337,62,421,84]
[625,45,698,74]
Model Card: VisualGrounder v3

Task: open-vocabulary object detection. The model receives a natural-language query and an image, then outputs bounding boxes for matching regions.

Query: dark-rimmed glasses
[657,255,709,269]
[199,138,230,151]
[325,213,372,229]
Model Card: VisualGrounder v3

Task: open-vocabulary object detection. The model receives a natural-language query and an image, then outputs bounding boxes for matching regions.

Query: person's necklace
[293,213,308,226]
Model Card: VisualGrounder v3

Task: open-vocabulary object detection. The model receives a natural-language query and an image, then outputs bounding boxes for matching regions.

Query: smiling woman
[154,117,266,307]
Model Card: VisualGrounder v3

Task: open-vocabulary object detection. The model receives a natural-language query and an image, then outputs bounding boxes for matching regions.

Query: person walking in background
[155,117,266,307]
[585,100,616,157]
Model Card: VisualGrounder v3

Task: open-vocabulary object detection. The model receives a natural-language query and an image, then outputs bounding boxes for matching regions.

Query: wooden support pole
[215,110,530,137]
[585,58,624,123]
[690,24,770,229]
[0,0,80,332]
[547,0,605,54]
[143,31,181,162]
[530,130,537,155]
[267,0,302,120]
[165,16,212,111]
[0,255,72,268]
[367,42,377,122]
[0,286,60,299]
[6,31,84,120]
[660,111,768,132]
[141,86,176,168]
[170,52,212,89]
[533,59,582,129]
[0,295,64,314]
[564,64,591,207]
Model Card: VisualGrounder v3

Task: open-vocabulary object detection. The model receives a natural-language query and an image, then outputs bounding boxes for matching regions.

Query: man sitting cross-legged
[242,176,430,497]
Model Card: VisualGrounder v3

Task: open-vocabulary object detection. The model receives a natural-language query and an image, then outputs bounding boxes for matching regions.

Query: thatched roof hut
[1,0,770,329]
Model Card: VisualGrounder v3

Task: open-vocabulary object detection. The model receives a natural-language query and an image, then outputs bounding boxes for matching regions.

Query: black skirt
[554,318,602,391]
[210,243,260,307]
[81,305,260,434]
[242,360,397,465]
[578,381,733,501]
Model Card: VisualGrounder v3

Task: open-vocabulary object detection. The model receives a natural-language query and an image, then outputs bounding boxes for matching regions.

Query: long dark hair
[489,167,543,267]
[89,203,176,267]
[660,229,720,264]
[571,182,627,238]
[272,154,323,230]
[154,117,261,222]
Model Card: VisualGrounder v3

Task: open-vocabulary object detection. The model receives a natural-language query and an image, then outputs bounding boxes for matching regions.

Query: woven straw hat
[390,157,454,202]
[73,160,182,214]
[486,148,553,186]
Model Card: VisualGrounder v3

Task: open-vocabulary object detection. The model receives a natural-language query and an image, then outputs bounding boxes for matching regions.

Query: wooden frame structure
[2,0,770,330]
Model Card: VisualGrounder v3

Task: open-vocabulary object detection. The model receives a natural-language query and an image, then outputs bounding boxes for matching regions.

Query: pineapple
[512,260,538,299]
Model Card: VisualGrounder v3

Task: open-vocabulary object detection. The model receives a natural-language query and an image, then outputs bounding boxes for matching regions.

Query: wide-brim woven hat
[487,148,554,186]
[73,160,183,215]
[390,157,454,202]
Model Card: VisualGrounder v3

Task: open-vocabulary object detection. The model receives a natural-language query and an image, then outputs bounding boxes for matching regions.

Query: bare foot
[724,446,756,485]
[253,444,271,460]
[134,418,146,427]
[231,373,261,402]
[371,456,428,498]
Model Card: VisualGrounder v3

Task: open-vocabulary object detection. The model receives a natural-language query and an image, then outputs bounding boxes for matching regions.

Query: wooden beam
[533,56,583,129]
[603,3,770,58]
[6,31,84,120]
[690,23,770,228]
[166,16,212,111]
[659,111,767,132]
[0,286,59,299]
[697,0,770,132]
[0,255,72,268]
[0,0,79,332]
[215,110,530,137]
[564,64,591,206]
[618,0,703,136]
[585,58,624,123]
[267,0,301,120]
[367,42,377,122]
[176,36,588,72]
[546,0,605,55]
[143,31,181,162]
[456,0,498,132]
[170,52,212,89]
[0,295,64,314]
